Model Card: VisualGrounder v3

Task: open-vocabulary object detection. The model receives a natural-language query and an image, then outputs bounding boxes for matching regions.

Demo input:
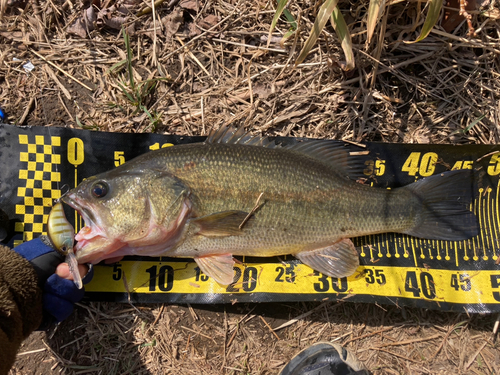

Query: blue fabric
[15,237,54,261]
[14,237,91,323]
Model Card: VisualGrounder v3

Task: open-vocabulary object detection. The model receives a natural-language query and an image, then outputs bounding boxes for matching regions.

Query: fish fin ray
[206,126,278,148]
[191,210,248,237]
[282,141,368,180]
[195,254,234,285]
[206,126,367,179]
[401,170,479,240]
[296,239,359,278]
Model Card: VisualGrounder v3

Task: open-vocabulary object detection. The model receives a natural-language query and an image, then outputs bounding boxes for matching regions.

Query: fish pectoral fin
[191,210,249,237]
[195,254,235,285]
[296,239,359,278]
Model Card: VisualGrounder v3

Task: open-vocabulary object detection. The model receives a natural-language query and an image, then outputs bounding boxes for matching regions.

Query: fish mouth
[60,192,193,264]
[61,193,97,228]
[60,193,107,257]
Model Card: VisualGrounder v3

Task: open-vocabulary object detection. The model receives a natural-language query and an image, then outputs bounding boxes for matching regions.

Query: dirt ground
[1,0,500,374]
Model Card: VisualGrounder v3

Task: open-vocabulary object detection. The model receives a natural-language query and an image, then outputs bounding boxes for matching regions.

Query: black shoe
[279,342,369,375]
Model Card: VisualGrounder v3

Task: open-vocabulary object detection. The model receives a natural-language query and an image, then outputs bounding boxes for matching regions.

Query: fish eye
[91,181,109,198]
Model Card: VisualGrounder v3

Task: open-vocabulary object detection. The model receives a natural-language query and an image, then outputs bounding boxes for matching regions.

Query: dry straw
[1,0,499,373]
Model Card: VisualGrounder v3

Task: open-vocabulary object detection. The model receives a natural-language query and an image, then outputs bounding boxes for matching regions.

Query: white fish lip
[61,193,96,228]
[60,192,106,251]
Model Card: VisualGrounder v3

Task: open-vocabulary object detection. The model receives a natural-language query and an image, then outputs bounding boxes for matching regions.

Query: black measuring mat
[1,124,499,312]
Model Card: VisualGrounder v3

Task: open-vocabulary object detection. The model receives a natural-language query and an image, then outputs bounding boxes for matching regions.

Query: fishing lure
[47,202,82,289]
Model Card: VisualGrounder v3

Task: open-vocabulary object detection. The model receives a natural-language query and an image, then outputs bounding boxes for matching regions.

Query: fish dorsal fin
[206,126,368,179]
[206,126,277,148]
[281,140,368,180]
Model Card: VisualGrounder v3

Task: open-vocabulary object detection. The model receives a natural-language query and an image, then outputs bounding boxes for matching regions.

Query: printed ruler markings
[377,235,383,258]
[477,189,485,261]
[411,237,418,267]
[491,184,500,260]
[385,233,391,258]
[15,135,61,244]
[418,238,425,260]
[487,188,498,260]
[357,181,500,265]
[473,235,479,261]
[480,189,489,260]
[67,137,85,233]
[394,237,400,258]
[435,240,441,260]
[463,240,469,261]
[481,189,489,258]
[369,236,374,260]
[359,241,366,258]
[74,168,79,232]
[496,178,500,259]
[85,261,500,306]
[403,235,409,258]
[333,181,498,265]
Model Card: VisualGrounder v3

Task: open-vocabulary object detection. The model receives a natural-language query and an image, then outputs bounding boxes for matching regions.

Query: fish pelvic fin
[402,169,479,240]
[296,239,360,278]
[191,210,249,237]
[195,254,235,285]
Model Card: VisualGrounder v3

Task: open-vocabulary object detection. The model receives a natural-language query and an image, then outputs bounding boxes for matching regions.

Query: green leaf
[464,114,485,133]
[330,6,355,70]
[283,9,297,30]
[123,27,135,89]
[75,115,83,128]
[279,9,298,44]
[296,0,339,66]
[118,81,136,104]
[139,339,157,348]
[267,0,291,47]
[367,0,385,44]
[405,0,442,44]
[283,29,296,39]
[105,59,127,75]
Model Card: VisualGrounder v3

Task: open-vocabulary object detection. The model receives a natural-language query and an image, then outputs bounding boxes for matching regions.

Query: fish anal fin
[296,239,359,278]
[195,254,235,285]
[191,210,249,237]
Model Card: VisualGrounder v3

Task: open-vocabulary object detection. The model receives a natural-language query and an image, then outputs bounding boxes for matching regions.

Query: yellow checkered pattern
[15,134,61,241]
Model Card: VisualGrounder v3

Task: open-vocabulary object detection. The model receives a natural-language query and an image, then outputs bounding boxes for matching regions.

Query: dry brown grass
[2,0,500,374]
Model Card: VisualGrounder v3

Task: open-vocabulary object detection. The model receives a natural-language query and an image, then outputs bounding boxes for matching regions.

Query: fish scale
[156,143,410,256]
[62,126,478,285]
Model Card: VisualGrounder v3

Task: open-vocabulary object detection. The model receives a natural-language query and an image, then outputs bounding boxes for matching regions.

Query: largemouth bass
[61,127,478,285]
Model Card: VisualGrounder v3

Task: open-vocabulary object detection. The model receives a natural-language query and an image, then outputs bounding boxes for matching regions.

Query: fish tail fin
[401,170,479,240]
